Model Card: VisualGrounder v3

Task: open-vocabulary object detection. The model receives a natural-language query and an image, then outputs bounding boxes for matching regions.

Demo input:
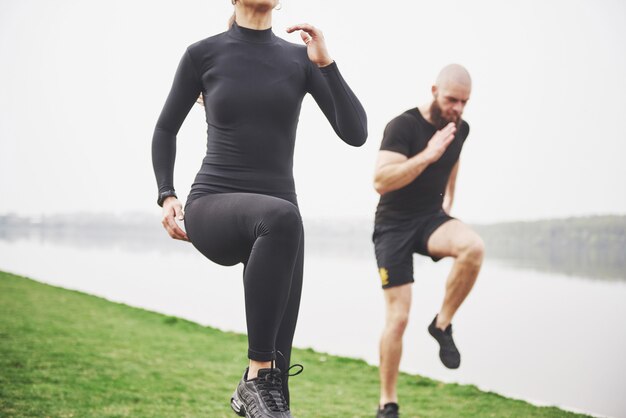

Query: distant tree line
[1,214,625,280]
[474,216,626,280]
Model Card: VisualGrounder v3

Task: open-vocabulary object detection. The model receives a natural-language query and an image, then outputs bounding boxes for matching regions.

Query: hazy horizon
[1,0,625,223]
[2,210,626,225]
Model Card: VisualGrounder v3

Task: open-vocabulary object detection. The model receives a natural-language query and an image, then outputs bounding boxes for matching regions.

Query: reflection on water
[1,222,626,417]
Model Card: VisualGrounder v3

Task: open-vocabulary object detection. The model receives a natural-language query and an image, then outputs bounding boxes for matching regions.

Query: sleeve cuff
[157,190,177,207]
[318,60,338,74]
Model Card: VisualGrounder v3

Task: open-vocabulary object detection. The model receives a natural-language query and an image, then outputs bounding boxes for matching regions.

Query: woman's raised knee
[260,200,302,238]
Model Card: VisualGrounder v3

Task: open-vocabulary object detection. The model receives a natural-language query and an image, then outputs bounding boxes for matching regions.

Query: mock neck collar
[228,21,276,44]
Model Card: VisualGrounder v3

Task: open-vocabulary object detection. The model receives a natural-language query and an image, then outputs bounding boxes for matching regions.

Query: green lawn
[0,271,588,418]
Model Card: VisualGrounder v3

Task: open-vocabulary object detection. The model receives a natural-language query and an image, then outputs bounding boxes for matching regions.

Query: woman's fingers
[287,23,317,35]
[173,204,184,221]
[196,93,204,107]
[300,31,311,44]
[286,23,318,37]
[161,203,189,241]
[164,216,188,241]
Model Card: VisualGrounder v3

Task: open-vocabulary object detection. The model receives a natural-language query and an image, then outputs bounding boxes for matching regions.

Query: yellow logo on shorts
[379,267,389,286]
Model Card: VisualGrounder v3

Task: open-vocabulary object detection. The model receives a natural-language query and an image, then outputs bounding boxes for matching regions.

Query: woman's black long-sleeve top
[152,22,368,204]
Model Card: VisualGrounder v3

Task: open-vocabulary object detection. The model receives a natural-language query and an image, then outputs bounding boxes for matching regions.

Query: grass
[0,271,589,417]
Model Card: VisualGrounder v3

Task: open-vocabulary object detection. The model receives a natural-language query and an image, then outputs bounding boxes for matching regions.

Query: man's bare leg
[425,219,483,368]
[428,219,484,328]
[379,283,412,407]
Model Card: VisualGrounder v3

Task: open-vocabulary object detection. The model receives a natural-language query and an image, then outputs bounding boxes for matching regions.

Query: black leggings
[184,192,304,398]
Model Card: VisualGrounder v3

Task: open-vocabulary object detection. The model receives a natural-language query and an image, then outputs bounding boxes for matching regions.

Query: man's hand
[161,196,189,241]
[423,122,456,163]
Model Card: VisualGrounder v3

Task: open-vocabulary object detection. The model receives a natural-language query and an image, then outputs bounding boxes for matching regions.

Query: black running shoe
[231,365,302,418]
[376,402,399,418]
[428,315,461,369]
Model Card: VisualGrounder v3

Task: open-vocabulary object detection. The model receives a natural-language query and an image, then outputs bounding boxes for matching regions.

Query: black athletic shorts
[373,210,454,289]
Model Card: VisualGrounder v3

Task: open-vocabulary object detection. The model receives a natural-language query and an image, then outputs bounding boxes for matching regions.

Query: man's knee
[386,307,410,336]
[459,235,485,266]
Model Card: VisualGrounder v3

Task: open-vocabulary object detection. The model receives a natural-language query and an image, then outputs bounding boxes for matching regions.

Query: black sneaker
[376,402,399,418]
[428,315,461,369]
[231,366,302,418]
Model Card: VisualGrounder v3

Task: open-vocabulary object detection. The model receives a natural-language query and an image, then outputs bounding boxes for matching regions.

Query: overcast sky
[1,0,625,223]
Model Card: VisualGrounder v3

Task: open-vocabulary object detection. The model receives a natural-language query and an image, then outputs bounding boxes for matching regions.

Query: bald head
[427,64,472,129]
[435,64,472,90]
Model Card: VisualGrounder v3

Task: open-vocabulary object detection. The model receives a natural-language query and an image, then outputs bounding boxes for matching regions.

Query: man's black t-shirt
[375,108,470,223]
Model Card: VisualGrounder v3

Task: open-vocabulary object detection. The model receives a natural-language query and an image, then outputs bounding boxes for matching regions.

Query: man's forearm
[374,151,433,195]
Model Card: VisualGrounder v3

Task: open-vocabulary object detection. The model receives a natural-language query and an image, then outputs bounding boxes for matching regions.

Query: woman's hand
[161,197,189,241]
[196,93,204,107]
[286,23,333,67]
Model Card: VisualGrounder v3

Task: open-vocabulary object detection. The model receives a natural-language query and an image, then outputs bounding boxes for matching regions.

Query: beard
[430,100,461,130]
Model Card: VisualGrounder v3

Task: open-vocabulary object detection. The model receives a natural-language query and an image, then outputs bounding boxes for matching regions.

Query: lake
[0,229,624,418]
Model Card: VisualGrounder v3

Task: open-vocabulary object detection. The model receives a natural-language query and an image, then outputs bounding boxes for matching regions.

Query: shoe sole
[230,391,247,417]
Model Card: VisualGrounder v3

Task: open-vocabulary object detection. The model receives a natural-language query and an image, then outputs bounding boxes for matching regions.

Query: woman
[151,0,367,416]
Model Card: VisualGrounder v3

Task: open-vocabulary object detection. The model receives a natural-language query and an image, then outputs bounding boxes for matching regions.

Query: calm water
[1,235,625,418]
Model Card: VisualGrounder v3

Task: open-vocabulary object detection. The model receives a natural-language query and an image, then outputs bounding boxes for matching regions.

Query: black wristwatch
[157,190,177,207]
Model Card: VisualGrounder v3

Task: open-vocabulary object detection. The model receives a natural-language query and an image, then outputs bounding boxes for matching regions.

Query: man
[372,64,484,418]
